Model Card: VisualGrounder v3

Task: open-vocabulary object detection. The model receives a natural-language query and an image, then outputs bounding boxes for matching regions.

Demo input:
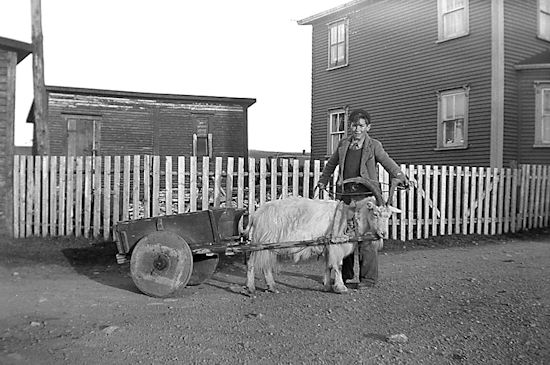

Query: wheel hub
[153,254,170,271]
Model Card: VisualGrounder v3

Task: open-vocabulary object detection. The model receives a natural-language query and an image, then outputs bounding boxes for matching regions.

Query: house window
[437,0,469,41]
[437,87,469,149]
[328,110,347,154]
[539,0,550,41]
[535,82,550,147]
[328,19,348,69]
[193,133,212,157]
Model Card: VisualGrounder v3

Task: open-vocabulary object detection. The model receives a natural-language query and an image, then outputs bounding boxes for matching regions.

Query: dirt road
[0,232,549,364]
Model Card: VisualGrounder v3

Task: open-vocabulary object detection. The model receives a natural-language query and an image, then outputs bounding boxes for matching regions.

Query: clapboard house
[0,36,32,235]
[299,0,550,167]
[27,86,256,158]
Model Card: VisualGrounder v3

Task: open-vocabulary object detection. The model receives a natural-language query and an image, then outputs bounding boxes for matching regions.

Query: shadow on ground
[61,242,141,294]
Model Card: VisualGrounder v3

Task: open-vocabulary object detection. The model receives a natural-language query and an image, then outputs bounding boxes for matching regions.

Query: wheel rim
[130,231,193,297]
[188,254,219,286]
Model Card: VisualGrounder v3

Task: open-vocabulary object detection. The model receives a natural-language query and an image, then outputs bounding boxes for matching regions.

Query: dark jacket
[318,134,404,188]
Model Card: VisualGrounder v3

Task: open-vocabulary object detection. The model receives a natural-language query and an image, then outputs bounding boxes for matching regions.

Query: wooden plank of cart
[114,207,376,298]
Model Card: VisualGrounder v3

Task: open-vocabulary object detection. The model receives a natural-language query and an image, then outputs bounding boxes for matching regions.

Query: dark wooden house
[0,36,32,235]
[299,0,550,167]
[27,86,256,158]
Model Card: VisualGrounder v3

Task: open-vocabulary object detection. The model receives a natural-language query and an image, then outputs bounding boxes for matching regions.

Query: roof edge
[0,36,32,63]
[297,0,370,25]
[45,85,257,108]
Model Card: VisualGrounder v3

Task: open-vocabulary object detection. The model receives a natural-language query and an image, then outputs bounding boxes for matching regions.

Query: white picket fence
[12,155,550,241]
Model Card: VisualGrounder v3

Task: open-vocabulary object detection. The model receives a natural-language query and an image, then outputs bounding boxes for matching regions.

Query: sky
[0,0,348,152]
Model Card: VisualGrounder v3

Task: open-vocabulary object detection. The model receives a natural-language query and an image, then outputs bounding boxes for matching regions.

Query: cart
[114,207,377,298]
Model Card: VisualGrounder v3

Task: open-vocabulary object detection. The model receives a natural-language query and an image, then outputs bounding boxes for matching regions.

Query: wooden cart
[114,207,376,297]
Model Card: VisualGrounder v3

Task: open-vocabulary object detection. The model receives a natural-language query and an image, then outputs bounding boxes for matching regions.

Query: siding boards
[310,0,492,166]
[44,90,251,158]
[504,0,550,165]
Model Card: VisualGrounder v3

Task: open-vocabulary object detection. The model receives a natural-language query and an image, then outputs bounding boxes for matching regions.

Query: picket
[122,156,131,222]
[440,165,447,236]
[214,157,223,208]
[25,155,32,237]
[202,157,209,212]
[541,166,550,227]
[58,156,66,237]
[178,156,186,213]
[190,157,198,212]
[93,156,102,238]
[66,157,74,236]
[237,157,244,209]
[132,156,140,221]
[483,167,494,235]
[225,157,234,209]
[270,159,277,201]
[143,155,151,218]
[506,169,512,233]
[83,156,92,237]
[282,159,289,199]
[75,157,83,236]
[152,156,161,216]
[407,164,414,240]
[248,157,255,214]
[18,156,25,237]
[103,156,112,240]
[49,156,57,237]
[415,165,423,239]
[303,160,310,199]
[41,156,49,237]
[112,156,121,231]
[13,155,20,238]
[33,156,41,236]
[10,155,550,240]
[461,166,468,235]
[259,158,267,205]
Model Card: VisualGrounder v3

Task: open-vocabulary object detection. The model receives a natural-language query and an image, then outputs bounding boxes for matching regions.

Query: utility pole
[31,0,49,155]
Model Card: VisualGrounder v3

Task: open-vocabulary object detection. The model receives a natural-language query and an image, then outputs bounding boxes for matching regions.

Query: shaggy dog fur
[243,196,398,294]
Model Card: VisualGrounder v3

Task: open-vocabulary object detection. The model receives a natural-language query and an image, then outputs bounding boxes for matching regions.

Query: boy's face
[350,118,371,140]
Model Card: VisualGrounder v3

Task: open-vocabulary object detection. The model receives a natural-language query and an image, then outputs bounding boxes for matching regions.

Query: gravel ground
[0,230,548,364]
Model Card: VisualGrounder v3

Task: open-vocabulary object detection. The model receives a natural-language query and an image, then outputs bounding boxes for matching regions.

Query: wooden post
[31,0,50,155]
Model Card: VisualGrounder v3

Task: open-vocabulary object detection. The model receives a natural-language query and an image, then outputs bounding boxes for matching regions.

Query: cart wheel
[130,231,193,297]
[188,254,219,286]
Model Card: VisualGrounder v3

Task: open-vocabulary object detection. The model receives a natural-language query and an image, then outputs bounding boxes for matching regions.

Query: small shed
[27,86,256,158]
[0,36,32,235]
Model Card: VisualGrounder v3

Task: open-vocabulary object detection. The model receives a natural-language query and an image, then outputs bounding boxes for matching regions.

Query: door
[67,117,99,156]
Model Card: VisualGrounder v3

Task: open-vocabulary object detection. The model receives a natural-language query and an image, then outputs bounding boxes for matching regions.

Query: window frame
[437,0,469,42]
[327,108,348,155]
[534,81,550,147]
[435,86,469,151]
[327,18,349,70]
[538,0,550,42]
